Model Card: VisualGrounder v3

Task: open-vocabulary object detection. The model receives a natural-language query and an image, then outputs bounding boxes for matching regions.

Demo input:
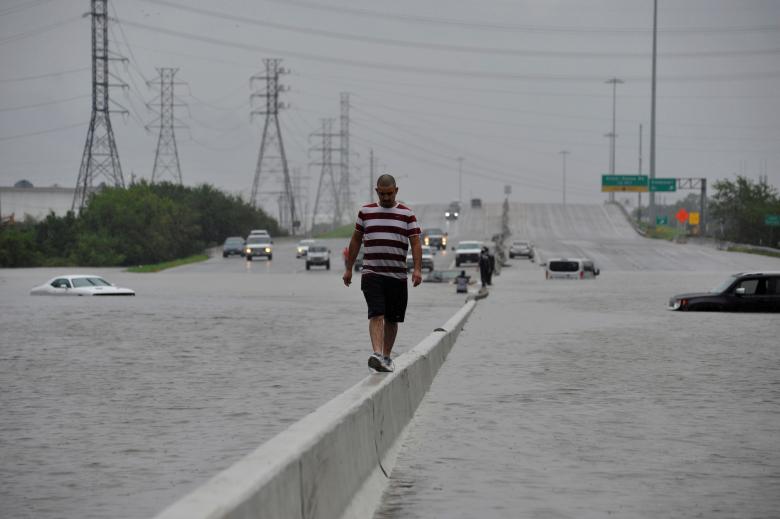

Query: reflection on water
[0,267,462,519]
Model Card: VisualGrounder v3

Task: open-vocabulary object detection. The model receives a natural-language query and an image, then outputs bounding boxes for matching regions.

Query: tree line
[0,181,282,268]
[632,175,780,248]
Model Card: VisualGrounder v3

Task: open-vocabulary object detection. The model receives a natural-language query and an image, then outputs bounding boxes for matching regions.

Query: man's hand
[412,268,423,287]
[343,268,353,287]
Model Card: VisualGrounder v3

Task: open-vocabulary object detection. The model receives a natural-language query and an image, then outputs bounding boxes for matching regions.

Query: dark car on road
[222,236,245,257]
[668,271,780,312]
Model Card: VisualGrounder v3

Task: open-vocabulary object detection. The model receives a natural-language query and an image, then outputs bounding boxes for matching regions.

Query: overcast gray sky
[1,0,779,217]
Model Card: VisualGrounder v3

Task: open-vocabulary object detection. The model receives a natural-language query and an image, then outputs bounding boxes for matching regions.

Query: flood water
[0,240,464,519]
[376,262,780,518]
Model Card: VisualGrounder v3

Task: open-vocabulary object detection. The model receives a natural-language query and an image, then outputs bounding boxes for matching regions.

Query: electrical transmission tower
[73,0,127,212]
[250,58,298,234]
[310,118,342,231]
[338,92,351,223]
[147,67,186,184]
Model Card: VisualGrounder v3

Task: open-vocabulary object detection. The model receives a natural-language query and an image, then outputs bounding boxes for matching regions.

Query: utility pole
[148,67,185,184]
[250,58,298,234]
[457,157,464,203]
[309,118,341,230]
[637,123,643,223]
[339,92,351,223]
[73,0,127,212]
[369,148,375,202]
[559,150,570,205]
[649,0,658,228]
[605,77,624,204]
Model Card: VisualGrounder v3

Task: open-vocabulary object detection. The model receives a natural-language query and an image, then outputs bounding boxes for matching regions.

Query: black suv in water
[668,271,780,312]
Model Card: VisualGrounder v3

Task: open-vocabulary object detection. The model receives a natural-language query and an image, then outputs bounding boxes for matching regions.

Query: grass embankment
[639,224,685,240]
[315,224,354,239]
[127,254,209,273]
[726,246,780,259]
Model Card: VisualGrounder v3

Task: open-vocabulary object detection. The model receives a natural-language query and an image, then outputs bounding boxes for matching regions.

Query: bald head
[376,174,396,188]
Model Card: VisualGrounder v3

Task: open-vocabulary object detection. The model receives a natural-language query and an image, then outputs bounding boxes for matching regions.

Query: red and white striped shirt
[355,202,421,280]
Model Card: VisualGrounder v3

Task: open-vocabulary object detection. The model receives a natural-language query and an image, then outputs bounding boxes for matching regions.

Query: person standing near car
[479,247,491,288]
[342,174,423,373]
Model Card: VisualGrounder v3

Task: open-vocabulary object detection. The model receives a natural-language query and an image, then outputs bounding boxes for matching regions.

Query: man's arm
[342,229,363,286]
[409,234,423,287]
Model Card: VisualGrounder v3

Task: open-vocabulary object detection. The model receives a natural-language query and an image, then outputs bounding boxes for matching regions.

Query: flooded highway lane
[2,203,778,518]
[376,257,780,518]
[0,245,465,519]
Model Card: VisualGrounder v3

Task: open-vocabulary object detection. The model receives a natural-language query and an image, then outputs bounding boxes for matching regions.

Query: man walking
[479,246,491,288]
[343,174,423,373]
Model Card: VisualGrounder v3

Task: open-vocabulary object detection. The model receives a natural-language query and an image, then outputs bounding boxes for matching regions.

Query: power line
[297,70,780,101]
[0,94,89,113]
[260,0,780,35]
[136,0,780,60]
[0,0,54,17]
[0,122,83,143]
[0,67,89,84]
[120,20,780,83]
[0,15,80,46]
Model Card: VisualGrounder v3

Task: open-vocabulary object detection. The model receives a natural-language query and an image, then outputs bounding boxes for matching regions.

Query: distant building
[0,184,94,221]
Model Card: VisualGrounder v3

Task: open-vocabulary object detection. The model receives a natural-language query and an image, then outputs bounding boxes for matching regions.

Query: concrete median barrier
[154,299,477,519]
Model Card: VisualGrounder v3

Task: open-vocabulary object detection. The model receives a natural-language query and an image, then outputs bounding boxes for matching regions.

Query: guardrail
[153,300,477,519]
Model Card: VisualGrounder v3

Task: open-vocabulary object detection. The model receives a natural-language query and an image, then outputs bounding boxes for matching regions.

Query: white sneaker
[382,355,395,372]
[368,353,385,372]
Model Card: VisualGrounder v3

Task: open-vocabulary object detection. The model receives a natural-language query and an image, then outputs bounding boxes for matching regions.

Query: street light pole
[605,77,624,203]
[559,150,570,205]
[457,156,464,203]
[649,0,658,228]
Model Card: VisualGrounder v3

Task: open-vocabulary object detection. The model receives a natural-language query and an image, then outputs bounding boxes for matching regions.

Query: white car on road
[30,275,135,296]
[455,241,482,267]
[296,239,315,258]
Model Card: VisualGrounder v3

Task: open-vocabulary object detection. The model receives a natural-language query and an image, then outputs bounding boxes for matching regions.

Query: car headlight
[442,237,447,245]
[245,248,251,253]
[424,237,429,245]
[454,212,459,217]
[265,247,272,253]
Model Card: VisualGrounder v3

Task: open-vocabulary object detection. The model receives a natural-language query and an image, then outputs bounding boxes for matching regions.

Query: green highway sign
[765,215,780,226]
[656,216,668,225]
[601,175,648,192]
[649,178,677,192]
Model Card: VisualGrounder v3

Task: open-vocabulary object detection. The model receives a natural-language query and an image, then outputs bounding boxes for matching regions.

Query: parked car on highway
[306,245,331,270]
[296,239,315,258]
[422,228,447,250]
[455,240,482,267]
[668,271,780,312]
[470,198,482,209]
[30,275,135,296]
[406,245,435,272]
[245,236,273,261]
[445,201,461,221]
[509,240,534,259]
[222,236,245,257]
[544,258,600,280]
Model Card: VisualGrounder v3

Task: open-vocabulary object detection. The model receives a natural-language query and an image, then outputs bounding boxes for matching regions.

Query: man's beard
[379,200,395,208]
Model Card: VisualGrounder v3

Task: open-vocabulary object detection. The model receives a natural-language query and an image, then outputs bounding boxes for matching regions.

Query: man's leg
[383,321,398,357]
[369,316,384,355]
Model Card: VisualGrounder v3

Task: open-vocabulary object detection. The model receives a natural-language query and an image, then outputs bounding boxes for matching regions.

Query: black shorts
[361,274,408,323]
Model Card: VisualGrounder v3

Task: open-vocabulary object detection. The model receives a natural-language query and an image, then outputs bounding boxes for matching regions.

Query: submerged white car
[30,275,135,296]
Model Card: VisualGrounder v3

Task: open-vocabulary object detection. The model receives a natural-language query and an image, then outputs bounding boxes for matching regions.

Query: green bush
[0,180,285,268]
